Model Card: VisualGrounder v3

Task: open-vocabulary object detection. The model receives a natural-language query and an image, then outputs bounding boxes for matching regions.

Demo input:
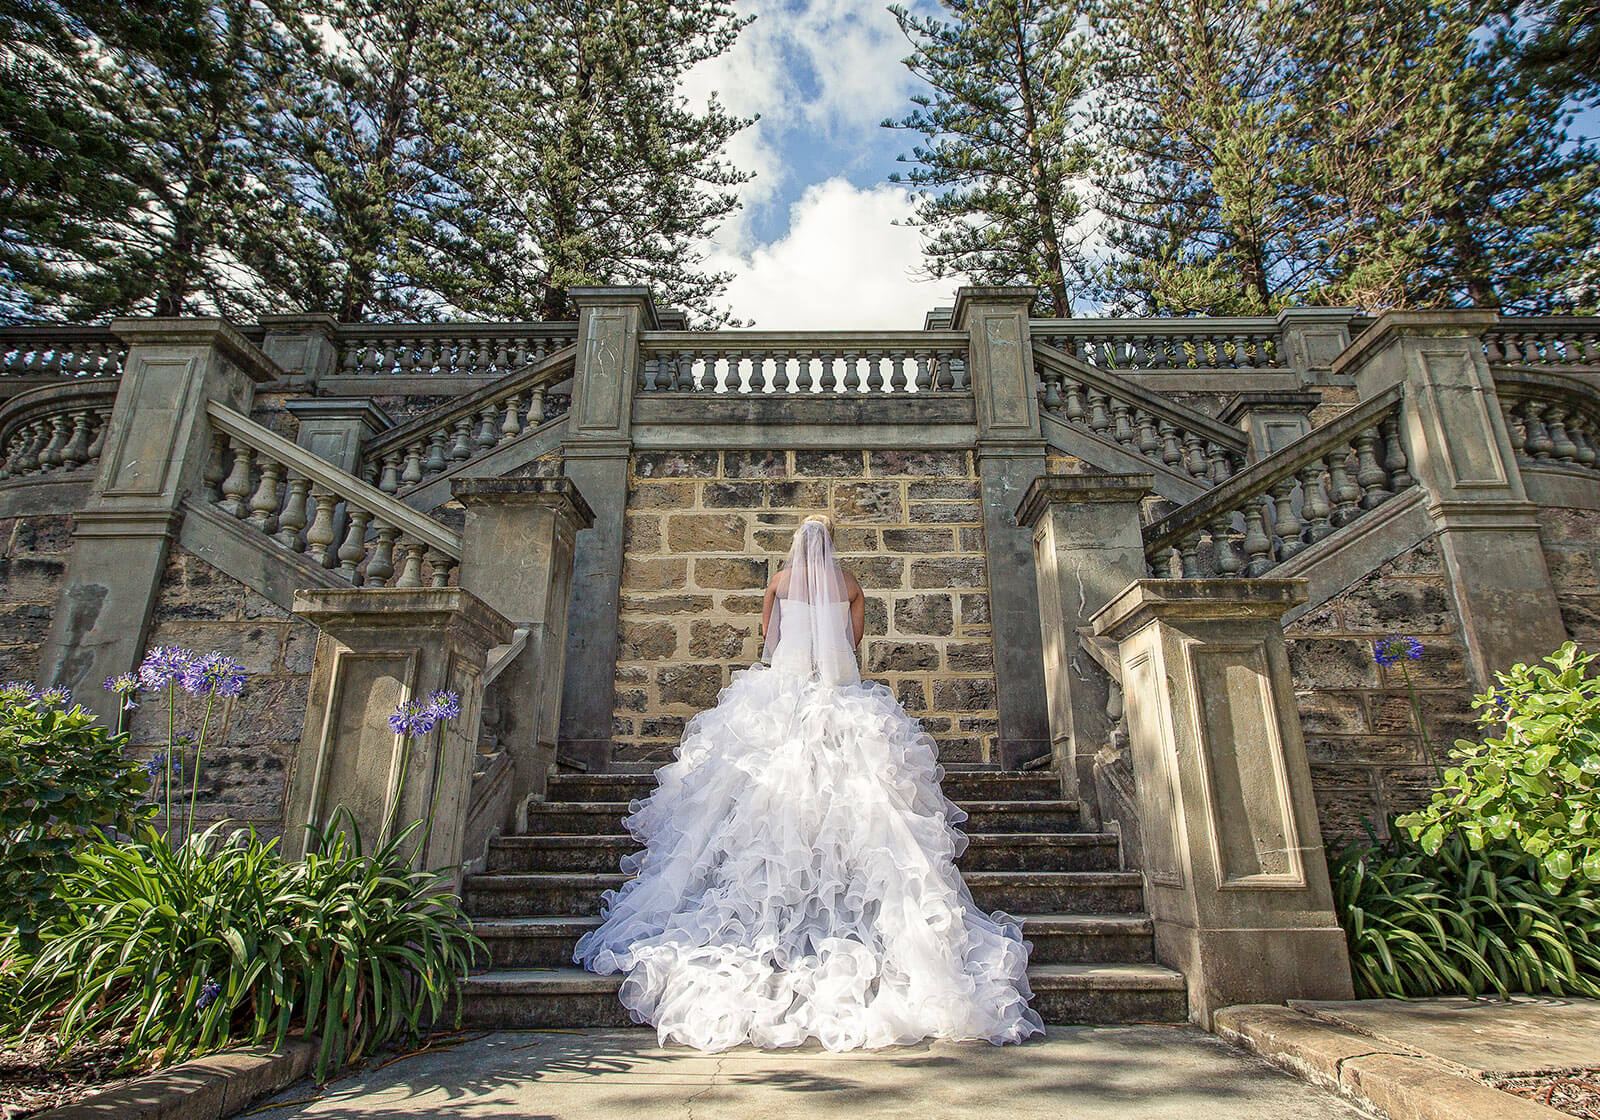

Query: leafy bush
[0,686,151,945]
[9,816,479,1078]
[1332,826,1600,998]
[1396,641,1600,888]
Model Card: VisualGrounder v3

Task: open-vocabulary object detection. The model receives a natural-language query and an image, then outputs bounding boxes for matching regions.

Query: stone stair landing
[458,767,1186,1029]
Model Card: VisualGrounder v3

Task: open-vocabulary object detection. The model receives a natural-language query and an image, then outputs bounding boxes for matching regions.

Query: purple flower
[179,652,247,698]
[0,681,37,702]
[138,647,196,691]
[196,978,221,1010]
[387,690,461,737]
[425,690,462,722]
[105,673,138,694]
[1374,635,1424,667]
[38,687,71,708]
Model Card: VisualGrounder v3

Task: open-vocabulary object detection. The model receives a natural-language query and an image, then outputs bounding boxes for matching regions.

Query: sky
[680,0,963,330]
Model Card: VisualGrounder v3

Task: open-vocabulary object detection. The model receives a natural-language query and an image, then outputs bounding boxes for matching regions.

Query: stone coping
[1215,1003,1567,1120]
[1088,577,1309,641]
[32,1039,316,1120]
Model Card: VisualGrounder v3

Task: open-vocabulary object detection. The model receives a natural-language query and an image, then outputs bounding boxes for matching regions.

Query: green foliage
[1397,642,1600,889]
[0,693,150,946]
[6,816,481,1080]
[1332,826,1600,998]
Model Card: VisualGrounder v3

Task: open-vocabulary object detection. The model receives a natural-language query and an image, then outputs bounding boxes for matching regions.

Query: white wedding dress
[573,521,1045,1052]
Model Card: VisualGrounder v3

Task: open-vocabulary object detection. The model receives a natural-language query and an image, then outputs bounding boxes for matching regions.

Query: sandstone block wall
[0,513,73,682]
[612,449,998,764]
[1539,505,1600,646]
[129,548,315,838]
[1284,535,1480,846]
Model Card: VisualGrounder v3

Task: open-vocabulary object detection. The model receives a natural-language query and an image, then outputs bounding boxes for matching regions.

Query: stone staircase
[457,763,1187,1028]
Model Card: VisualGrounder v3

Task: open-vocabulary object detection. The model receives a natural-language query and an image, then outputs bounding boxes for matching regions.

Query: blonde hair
[795,512,834,539]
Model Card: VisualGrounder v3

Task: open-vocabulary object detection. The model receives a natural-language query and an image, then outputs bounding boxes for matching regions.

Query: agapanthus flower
[105,673,139,709]
[39,687,70,708]
[0,681,37,702]
[1373,635,1424,667]
[425,690,462,722]
[388,690,463,737]
[143,752,180,781]
[179,652,247,698]
[196,978,221,1010]
[138,647,196,691]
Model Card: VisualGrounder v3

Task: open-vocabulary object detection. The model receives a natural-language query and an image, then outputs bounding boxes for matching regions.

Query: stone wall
[612,449,998,764]
[1538,504,1600,647]
[129,547,315,837]
[0,513,73,682]
[1284,535,1480,846]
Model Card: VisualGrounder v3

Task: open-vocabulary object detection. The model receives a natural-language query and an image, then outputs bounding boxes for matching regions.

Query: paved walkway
[248,1025,1371,1119]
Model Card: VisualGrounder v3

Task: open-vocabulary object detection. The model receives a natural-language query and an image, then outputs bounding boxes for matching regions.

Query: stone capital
[292,586,515,651]
[451,476,596,531]
[110,317,282,385]
[567,285,661,329]
[1091,578,1309,643]
[284,397,394,432]
[1330,309,1500,381]
[951,285,1040,331]
[1016,472,1154,529]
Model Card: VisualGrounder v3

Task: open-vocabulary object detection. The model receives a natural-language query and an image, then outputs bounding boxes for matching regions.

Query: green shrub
[1396,641,1600,888]
[0,686,151,946]
[8,815,480,1079]
[1333,826,1600,998]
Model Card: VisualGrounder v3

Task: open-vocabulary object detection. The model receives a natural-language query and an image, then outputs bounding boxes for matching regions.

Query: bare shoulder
[840,567,864,599]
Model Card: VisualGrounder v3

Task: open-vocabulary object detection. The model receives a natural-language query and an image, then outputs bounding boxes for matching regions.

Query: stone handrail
[1,326,126,379]
[335,322,579,380]
[360,344,577,494]
[1484,317,1600,368]
[205,402,462,587]
[0,380,119,481]
[1142,385,1413,577]
[1031,317,1283,373]
[1033,343,1249,485]
[637,330,969,394]
[1494,367,1600,473]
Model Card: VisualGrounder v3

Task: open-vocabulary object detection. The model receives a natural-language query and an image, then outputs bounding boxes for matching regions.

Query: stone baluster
[474,402,499,451]
[1522,401,1554,459]
[1178,532,1203,577]
[303,490,340,567]
[1570,413,1598,468]
[1182,433,1207,480]
[1378,416,1414,490]
[1326,448,1360,527]
[1111,400,1135,446]
[60,411,93,468]
[426,546,456,588]
[449,417,473,462]
[501,394,524,441]
[1087,390,1112,434]
[86,410,109,462]
[366,524,398,585]
[247,459,283,531]
[1241,495,1274,576]
[337,507,373,582]
[1209,515,1242,575]
[274,476,311,549]
[1136,410,1161,459]
[1546,405,1579,462]
[38,414,69,470]
[1502,401,1528,458]
[1299,462,1332,542]
[218,443,255,517]
[395,540,427,588]
[1269,476,1304,561]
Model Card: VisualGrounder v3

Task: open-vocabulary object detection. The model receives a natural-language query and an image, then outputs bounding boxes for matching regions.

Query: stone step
[522,799,1083,835]
[544,771,1070,805]
[462,870,1146,919]
[457,962,1187,1028]
[485,831,1123,875]
[471,912,1156,970]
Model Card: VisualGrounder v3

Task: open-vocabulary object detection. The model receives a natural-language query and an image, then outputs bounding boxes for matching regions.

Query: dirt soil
[0,1035,147,1119]
[1492,1069,1600,1119]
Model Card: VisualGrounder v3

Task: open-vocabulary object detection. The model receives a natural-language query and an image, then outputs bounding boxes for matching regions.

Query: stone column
[1017,473,1152,816]
[1220,392,1321,462]
[285,398,393,476]
[1335,311,1567,686]
[953,285,1051,770]
[258,312,340,391]
[38,319,279,721]
[1090,579,1355,1026]
[284,587,515,884]
[453,477,594,823]
[558,286,658,771]
[1276,307,1359,387]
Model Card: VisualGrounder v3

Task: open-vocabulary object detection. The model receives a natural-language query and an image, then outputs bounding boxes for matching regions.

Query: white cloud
[703,177,967,329]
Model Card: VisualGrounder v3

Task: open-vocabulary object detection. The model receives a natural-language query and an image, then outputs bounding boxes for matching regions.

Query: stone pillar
[285,587,515,883]
[258,312,340,390]
[1276,307,1359,387]
[1335,311,1568,687]
[1220,392,1321,462]
[953,285,1051,770]
[1017,473,1152,816]
[285,398,393,476]
[1090,579,1355,1026]
[453,477,594,823]
[558,286,658,771]
[38,319,279,721]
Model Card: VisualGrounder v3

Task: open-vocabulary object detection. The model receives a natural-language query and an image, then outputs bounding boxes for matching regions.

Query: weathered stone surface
[947,642,995,673]
[863,596,888,636]
[794,450,867,476]
[723,450,790,478]
[1287,638,1382,690]
[908,478,979,500]
[657,664,722,707]
[666,513,747,553]
[866,640,939,672]
[896,679,927,708]
[615,688,647,713]
[623,514,661,553]
[628,481,695,509]
[833,481,904,523]
[618,620,676,661]
[689,621,748,659]
[620,557,686,591]
[893,593,954,636]
[633,450,718,478]
[1335,581,1454,633]
[619,593,714,615]
[848,556,905,589]
[933,675,997,711]
[911,556,987,589]
[960,593,992,630]
[766,480,829,509]
[720,593,766,615]
[1294,691,1369,736]
[881,527,955,553]
[908,501,983,524]
[869,450,969,477]
[693,556,768,590]
[701,481,765,509]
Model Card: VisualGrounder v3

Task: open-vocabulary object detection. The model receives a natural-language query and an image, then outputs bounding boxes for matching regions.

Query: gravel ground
[1492,1069,1600,1119]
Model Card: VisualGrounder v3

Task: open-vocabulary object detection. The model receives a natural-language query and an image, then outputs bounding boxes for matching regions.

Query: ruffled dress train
[572,642,1046,1052]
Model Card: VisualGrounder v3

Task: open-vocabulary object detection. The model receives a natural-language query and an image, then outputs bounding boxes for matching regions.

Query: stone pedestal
[1277,307,1359,386]
[953,285,1051,769]
[453,477,594,824]
[39,319,279,721]
[1220,392,1321,462]
[1017,473,1152,817]
[558,286,658,771]
[285,588,515,883]
[1336,311,1568,687]
[259,313,340,390]
[1090,579,1355,1026]
[285,398,393,476]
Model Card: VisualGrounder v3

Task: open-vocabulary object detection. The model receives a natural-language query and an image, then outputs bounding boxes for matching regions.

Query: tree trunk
[1012,5,1072,317]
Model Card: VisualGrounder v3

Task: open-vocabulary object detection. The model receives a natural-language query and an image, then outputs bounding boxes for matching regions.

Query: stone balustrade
[361,346,576,495]
[1,326,125,379]
[1142,385,1413,578]
[0,381,118,480]
[1495,368,1600,472]
[636,330,969,394]
[1484,317,1600,368]
[1032,343,1249,485]
[1031,317,1284,373]
[205,402,462,587]
[335,323,578,380]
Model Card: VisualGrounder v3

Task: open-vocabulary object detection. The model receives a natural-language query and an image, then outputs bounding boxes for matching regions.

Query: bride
[573,513,1045,1052]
